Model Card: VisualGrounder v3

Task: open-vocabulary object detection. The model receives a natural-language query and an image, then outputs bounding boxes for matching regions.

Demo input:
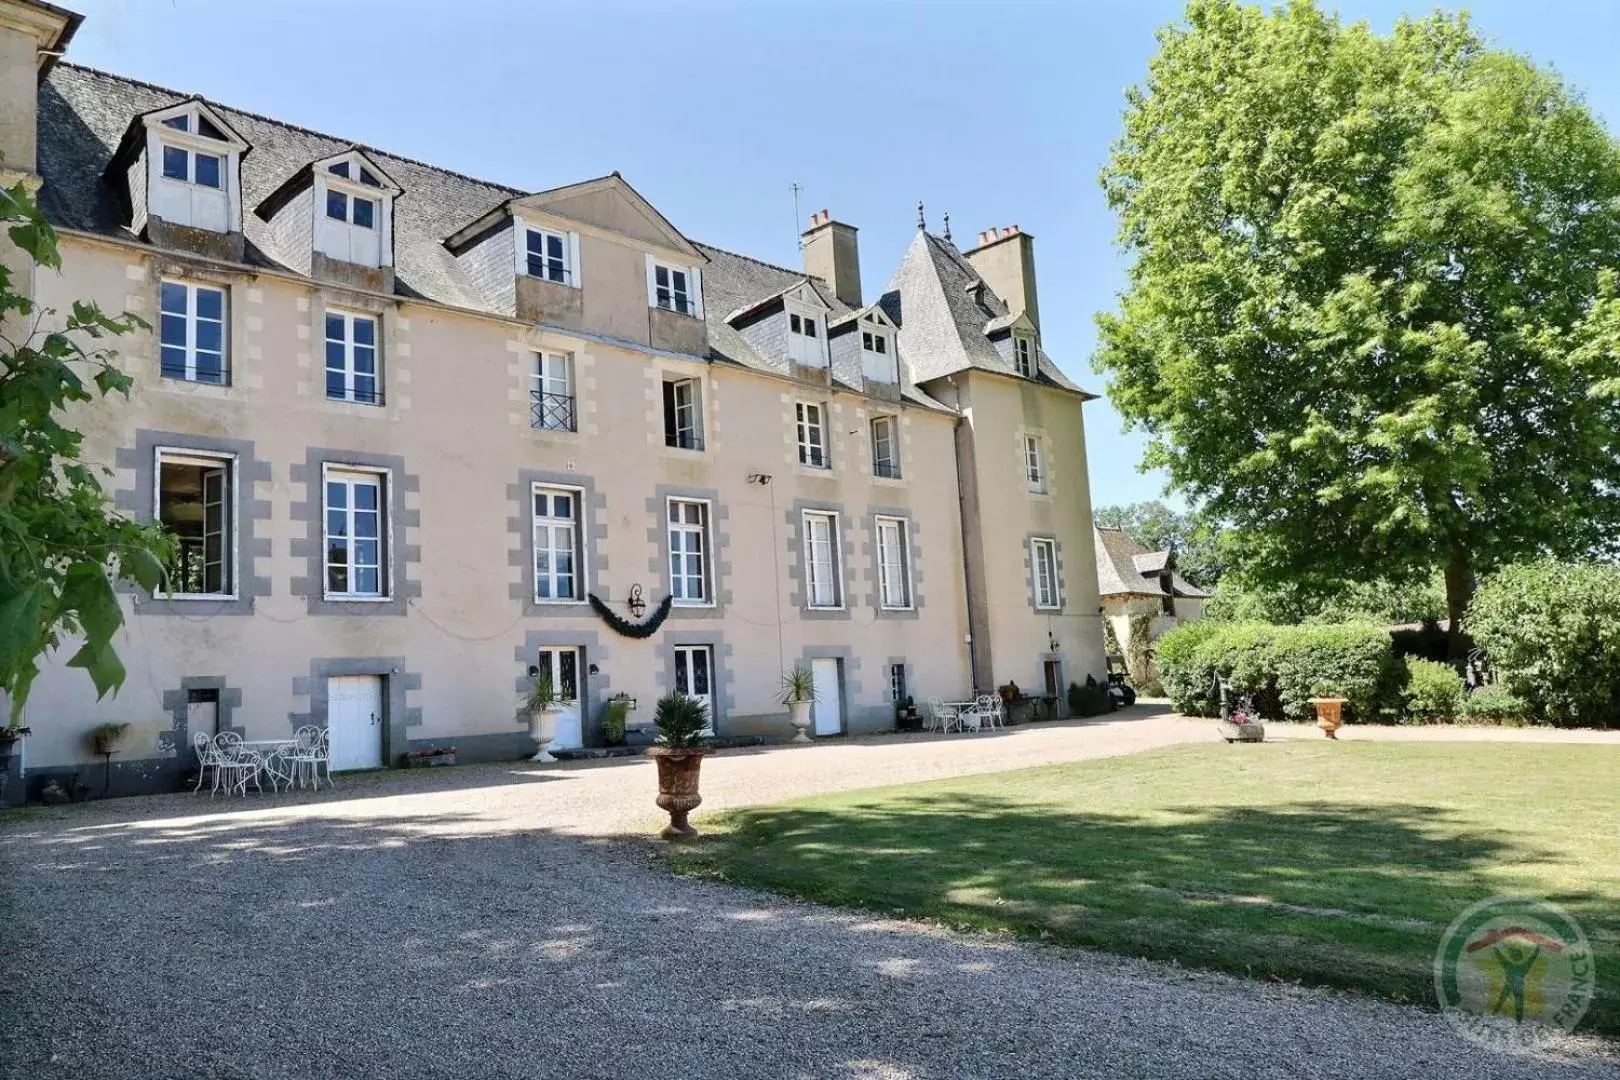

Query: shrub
[600,697,629,745]
[1067,676,1114,717]
[1156,621,1400,722]
[653,692,709,748]
[1469,560,1620,728]
[1401,658,1463,723]
[1458,686,1530,725]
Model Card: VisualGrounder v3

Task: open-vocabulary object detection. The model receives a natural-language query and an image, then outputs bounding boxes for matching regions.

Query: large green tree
[1096,0,1620,656]
[0,181,170,724]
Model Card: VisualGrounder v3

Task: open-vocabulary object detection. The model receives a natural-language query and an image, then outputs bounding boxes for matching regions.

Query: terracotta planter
[648,746,710,839]
[1307,697,1346,740]
[787,700,813,743]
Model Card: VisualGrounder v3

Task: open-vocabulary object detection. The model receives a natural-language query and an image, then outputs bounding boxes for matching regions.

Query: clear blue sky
[60,0,1620,509]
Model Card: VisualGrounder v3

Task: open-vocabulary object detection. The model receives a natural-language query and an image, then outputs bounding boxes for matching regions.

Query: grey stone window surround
[291,447,421,615]
[1041,652,1070,712]
[862,506,924,620]
[647,485,732,619]
[157,675,243,759]
[507,469,609,615]
[885,656,915,704]
[1025,532,1066,613]
[116,429,272,616]
[514,629,613,743]
[797,644,862,734]
[289,657,422,766]
[787,498,853,621]
[656,631,735,735]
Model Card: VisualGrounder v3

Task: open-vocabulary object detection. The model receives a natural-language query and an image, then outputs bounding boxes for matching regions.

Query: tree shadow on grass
[686,794,1619,1034]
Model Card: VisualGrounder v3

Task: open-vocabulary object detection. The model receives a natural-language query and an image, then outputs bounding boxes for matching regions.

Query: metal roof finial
[916,200,926,231]
[942,212,952,244]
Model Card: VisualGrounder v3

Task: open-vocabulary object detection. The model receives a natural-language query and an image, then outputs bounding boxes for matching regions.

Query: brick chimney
[963,224,1039,332]
[801,208,862,308]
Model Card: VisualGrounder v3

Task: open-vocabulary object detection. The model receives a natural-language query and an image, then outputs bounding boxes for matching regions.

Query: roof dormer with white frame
[783,282,830,370]
[313,149,400,271]
[115,98,248,247]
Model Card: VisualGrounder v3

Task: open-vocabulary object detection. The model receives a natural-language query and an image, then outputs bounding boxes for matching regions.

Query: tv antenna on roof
[791,181,803,250]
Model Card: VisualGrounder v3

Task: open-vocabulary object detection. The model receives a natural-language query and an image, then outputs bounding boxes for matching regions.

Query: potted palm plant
[647,691,710,839]
[89,721,130,756]
[780,666,816,743]
[520,671,564,762]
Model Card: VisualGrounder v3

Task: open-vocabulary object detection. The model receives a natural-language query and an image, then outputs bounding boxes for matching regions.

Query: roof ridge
[694,240,815,281]
[57,61,527,198]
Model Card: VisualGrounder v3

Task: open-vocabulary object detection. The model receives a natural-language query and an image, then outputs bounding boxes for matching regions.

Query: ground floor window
[673,645,715,733]
[889,663,907,704]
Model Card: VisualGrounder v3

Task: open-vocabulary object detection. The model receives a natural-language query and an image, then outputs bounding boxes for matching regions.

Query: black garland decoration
[588,592,673,639]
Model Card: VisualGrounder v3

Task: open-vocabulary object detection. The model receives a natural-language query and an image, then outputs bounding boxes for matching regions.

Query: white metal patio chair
[192,730,224,795]
[214,732,263,797]
[288,725,331,790]
[975,694,1005,731]
[927,698,961,734]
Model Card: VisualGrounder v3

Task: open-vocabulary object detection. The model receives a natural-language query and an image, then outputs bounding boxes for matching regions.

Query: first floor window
[663,378,702,449]
[156,449,234,597]
[325,311,380,405]
[325,469,386,598]
[1032,538,1060,610]
[803,510,841,609]
[531,352,576,431]
[1024,435,1046,492]
[876,516,911,609]
[889,663,907,704]
[1013,334,1035,378]
[668,498,710,604]
[871,416,899,478]
[532,485,582,601]
[653,262,692,315]
[797,401,827,468]
[526,227,571,284]
[160,280,227,383]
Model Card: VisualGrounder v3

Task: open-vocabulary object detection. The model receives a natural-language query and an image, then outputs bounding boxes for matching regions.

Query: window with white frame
[860,324,896,383]
[803,510,842,609]
[667,498,711,604]
[315,155,394,268]
[1013,333,1035,378]
[324,468,386,598]
[888,662,908,705]
[797,401,828,468]
[159,280,227,384]
[524,227,573,285]
[1031,537,1060,610]
[156,449,234,598]
[530,352,575,431]
[663,377,703,450]
[787,309,824,367]
[650,261,696,316]
[875,515,912,610]
[1024,434,1046,492]
[148,106,240,234]
[325,311,381,405]
[870,416,899,479]
[532,485,583,602]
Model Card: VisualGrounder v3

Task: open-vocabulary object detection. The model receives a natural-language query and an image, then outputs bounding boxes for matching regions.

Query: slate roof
[37,63,951,411]
[877,230,1092,396]
[1094,526,1210,600]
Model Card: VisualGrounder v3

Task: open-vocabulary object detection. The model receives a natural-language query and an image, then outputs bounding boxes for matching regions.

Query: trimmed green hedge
[1458,686,1529,725]
[1469,560,1620,728]
[1156,621,1401,722]
[1402,658,1463,723]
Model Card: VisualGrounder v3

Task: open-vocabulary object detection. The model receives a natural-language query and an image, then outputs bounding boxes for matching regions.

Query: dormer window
[653,263,692,314]
[788,308,826,368]
[1013,333,1035,378]
[312,151,399,269]
[524,227,574,285]
[859,311,898,383]
[139,100,246,235]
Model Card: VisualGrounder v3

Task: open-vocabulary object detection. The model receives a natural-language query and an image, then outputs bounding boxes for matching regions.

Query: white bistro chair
[288,725,331,790]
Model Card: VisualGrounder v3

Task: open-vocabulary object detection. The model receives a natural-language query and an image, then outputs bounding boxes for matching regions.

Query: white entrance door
[673,645,715,734]
[536,647,582,750]
[328,675,383,771]
[811,658,843,736]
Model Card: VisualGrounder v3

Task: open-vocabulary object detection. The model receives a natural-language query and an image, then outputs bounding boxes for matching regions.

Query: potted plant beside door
[521,672,564,762]
[647,691,711,839]
[780,666,816,743]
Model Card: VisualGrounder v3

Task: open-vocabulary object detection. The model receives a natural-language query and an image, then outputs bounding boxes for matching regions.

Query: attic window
[329,161,382,187]
[1013,334,1035,378]
[860,319,897,384]
[788,308,825,368]
[162,113,227,140]
[314,153,396,269]
[146,104,241,234]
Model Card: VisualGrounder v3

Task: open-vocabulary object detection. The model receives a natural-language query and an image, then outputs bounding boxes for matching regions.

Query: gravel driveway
[2,713,1615,1079]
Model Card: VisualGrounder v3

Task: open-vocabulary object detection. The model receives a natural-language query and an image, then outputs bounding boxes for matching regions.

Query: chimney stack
[963,224,1039,332]
[801,208,862,308]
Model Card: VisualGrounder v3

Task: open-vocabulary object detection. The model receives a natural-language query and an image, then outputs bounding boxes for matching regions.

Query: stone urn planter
[786,700,813,743]
[780,666,817,744]
[1307,697,1347,740]
[528,706,562,762]
[648,746,710,839]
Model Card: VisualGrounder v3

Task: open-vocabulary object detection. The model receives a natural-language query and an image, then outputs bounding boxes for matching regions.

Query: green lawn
[671,742,1620,1034]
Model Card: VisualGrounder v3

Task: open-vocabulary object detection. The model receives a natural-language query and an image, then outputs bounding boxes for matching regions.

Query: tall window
[668,498,710,604]
[803,510,841,609]
[324,469,386,598]
[870,416,899,478]
[1013,334,1035,378]
[652,262,693,315]
[156,449,234,597]
[860,326,895,383]
[663,378,703,450]
[151,108,236,234]
[532,485,582,602]
[797,402,828,468]
[525,227,571,284]
[888,663,908,705]
[325,312,381,405]
[159,281,227,384]
[1031,538,1060,610]
[531,352,575,431]
[876,516,911,610]
[788,310,824,367]
[1024,435,1046,492]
